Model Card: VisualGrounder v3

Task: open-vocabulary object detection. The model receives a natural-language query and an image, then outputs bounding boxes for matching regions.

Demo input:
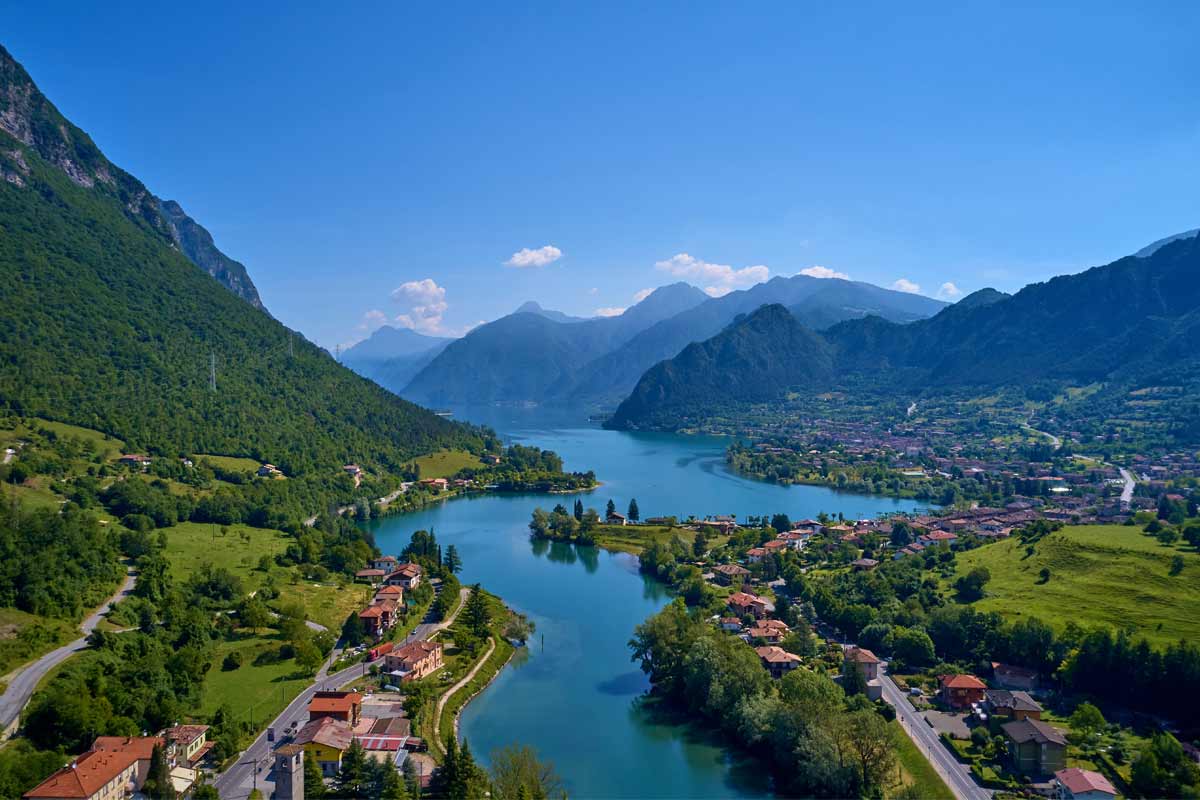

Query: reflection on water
[367,406,926,799]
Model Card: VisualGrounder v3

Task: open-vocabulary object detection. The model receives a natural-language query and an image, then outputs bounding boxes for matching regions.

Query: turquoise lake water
[367,408,925,798]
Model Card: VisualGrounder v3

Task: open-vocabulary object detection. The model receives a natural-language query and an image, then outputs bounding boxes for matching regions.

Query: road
[879,666,990,800]
[213,586,470,799]
[0,568,137,735]
[1118,466,1136,508]
[1022,424,1061,450]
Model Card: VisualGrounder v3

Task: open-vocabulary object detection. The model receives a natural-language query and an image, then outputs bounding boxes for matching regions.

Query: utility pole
[209,352,217,392]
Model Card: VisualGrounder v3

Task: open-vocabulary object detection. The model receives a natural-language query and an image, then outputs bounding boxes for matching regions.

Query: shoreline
[451,639,517,740]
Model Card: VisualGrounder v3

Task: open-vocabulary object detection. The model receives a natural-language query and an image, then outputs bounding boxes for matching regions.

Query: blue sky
[8,2,1199,348]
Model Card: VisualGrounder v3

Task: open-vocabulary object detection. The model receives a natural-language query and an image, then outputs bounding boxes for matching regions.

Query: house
[358,604,388,638]
[371,555,399,573]
[711,563,750,586]
[844,647,881,681]
[991,661,1039,690]
[25,737,164,800]
[419,477,449,491]
[118,454,152,468]
[164,724,211,767]
[606,511,627,525]
[727,591,769,620]
[384,563,422,590]
[1002,718,1067,777]
[482,454,502,465]
[763,539,789,554]
[344,464,363,486]
[384,640,445,681]
[309,691,363,726]
[746,619,790,643]
[1054,768,1117,800]
[375,584,405,605]
[756,646,802,678]
[983,689,1043,723]
[355,568,386,585]
[938,673,987,709]
[295,716,355,776]
[718,616,742,632]
[850,558,879,571]
[745,547,769,563]
[257,463,282,477]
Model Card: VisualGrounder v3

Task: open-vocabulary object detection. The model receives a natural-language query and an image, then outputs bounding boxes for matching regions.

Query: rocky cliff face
[0,43,264,309]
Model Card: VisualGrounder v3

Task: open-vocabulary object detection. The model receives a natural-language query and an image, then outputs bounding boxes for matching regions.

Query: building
[24,737,164,800]
[274,744,305,800]
[1002,718,1068,777]
[308,691,363,726]
[384,640,445,682]
[355,568,387,585]
[711,563,750,586]
[745,547,768,563]
[344,464,363,486]
[938,673,987,709]
[295,716,355,777]
[371,555,399,573]
[727,591,769,620]
[755,646,802,678]
[384,563,422,590]
[746,619,790,643]
[850,558,880,571]
[1054,768,1117,800]
[163,724,211,767]
[991,661,1039,690]
[606,511,627,525]
[117,454,152,468]
[257,463,282,477]
[982,689,1043,724]
[844,647,881,681]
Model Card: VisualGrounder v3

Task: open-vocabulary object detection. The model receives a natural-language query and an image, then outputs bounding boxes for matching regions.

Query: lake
[367,407,925,798]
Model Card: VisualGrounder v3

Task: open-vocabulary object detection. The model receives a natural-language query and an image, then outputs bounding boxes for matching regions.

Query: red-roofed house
[755,645,802,678]
[384,563,422,590]
[25,737,164,800]
[939,673,987,709]
[844,647,881,680]
[308,691,363,725]
[1054,768,1116,800]
[384,640,444,682]
[727,591,769,620]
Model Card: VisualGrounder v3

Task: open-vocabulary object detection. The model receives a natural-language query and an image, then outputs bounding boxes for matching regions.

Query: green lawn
[198,634,311,725]
[162,522,292,590]
[891,720,954,800]
[0,608,76,678]
[949,524,1200,646]
[413,450,481,479]
[593,524,728,555]
[278,577,372,632]
[5,418,126,461]
[193,453,262,473]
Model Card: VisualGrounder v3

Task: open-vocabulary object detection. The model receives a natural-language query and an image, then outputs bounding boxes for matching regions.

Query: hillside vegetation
[949,524,1200,647]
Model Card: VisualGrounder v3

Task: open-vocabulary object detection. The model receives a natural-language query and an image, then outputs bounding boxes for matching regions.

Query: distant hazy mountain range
[607,231,1200,433]
[341,326,453,392]
[364,277,947,406]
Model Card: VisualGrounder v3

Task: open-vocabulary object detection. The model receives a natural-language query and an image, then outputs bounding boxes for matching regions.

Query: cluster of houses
[290,689,430,780]
[23,726,213,800]
[353,557,423,639]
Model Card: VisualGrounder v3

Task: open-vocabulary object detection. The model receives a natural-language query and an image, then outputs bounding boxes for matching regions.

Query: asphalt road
[0,568,137,734]
[1118,467,1136,507]
[213,586,470,799]
[879,665,990,800]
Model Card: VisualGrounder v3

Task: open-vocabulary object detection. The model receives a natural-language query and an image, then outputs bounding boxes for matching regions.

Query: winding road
[0,568,137,737]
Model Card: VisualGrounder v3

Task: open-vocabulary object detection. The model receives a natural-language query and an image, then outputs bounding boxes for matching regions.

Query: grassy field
[891,720,954,800]
[193,453,262,473]
[413,450,481,479]
[280,577,372,632]
[593,524,729,555]
[162,522,292,590]
[3,418,126,461]
[198,634,311,724]
[949,524,1200,646]
[0,608,76,678]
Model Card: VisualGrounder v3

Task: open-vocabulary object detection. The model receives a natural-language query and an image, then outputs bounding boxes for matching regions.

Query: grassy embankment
[948,524,1200,647]
[890,720,954,800]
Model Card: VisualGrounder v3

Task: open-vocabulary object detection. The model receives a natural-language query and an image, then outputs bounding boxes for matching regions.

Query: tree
[142,744,176,799]
[444,544,463,575]
[488,744,566,800]
[304,750,327,799]
[892,627,936,668]
[1171,554,1185,576]
[770,513,792,534]
[335,739,370,797]
[462,585,492,639]
[1068,702,1106,739]
[606,499,616,519]
[627,498,640,522]
[295,638,323,675]
[954,566,991,602]
[573,499,583,522]
[238,595,272,631]
[341,610,366,648]
[692,530,708,558]
[841,659,868,697]
[836,709,898,794]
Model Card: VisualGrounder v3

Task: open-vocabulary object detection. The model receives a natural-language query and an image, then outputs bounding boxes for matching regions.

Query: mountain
[514,301,589,324]
[608,233,1200,431]
[341,326,453,393]
[402,283,711,405]
[0,44,477,471]
[1134,228,1200,259]
[606,305,834,429]
[567,274,947,406]
[0,45,264,309]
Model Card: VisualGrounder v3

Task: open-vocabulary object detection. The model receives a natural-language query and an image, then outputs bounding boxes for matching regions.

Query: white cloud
[798,265,849,280]
[588,287,599,295]
[593,306,626,317]
[655,253,768,297]
[632,287,654,304]
[937,281,963,300]
[391,278,450,335]
[891,278,921,294]
[505,245,563,268]
[357,309,388,333]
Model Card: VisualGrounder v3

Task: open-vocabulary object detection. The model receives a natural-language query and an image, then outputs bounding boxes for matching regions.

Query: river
[366,408,926,798]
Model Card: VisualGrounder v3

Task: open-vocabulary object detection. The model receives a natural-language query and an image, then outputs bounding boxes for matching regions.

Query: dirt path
[431,635,496,749]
